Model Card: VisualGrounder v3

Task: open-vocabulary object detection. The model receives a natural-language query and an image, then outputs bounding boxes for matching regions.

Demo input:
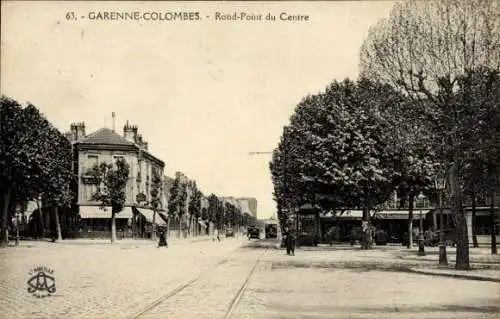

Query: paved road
[0,237,244,319]
[1,239,499,319]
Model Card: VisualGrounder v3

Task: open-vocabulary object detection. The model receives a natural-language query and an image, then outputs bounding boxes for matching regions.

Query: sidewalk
[408,267,500,282]
[7,234,242,248]
[394,246,500,282]
[264,244,500,282]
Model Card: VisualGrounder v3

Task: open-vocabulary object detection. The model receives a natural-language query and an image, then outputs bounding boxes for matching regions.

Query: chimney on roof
[70,124,78,141]
[70,122,86,141]
[123,121,137,143]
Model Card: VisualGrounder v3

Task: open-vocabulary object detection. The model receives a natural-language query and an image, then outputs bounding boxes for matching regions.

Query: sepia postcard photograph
[1,0,499,318]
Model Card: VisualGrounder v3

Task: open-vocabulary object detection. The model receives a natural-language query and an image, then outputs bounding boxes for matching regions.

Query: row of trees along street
[270,0,499,270]
[0,97,74,247]
[168,174,257,238]
[88,152,257,243]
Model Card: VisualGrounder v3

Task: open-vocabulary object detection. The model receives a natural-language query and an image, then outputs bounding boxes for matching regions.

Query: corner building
[66,121,166,239]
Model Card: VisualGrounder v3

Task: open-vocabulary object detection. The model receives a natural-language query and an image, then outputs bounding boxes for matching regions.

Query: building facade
[237,197,258,218]
[66,121,166,238]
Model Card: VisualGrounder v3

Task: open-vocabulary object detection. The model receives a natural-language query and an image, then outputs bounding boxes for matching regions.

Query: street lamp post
[417,193,426,256]
[435,174,448,266]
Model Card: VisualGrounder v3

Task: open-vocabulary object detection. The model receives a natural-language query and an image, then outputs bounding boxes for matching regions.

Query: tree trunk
[132,211,136,239]
[167,216,171,240]
[111,211,117,243]
[188,214,192,237]
[491,189,497,255]
[178,216,182,239]
[450,163,470,270]
[151,210,157,241]
[197,217,201,236]
[315,210,321,246]
[362,206,370,250]
[472,188,478,248]
[0,189,11,247]
[54,206,62,241]
[36,197,45,239]
[438,191,448,266]
[407,192,414,249]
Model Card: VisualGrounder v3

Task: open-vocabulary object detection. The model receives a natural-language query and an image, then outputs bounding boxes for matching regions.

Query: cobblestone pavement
[1,240,499,319]
[0,237,244,319]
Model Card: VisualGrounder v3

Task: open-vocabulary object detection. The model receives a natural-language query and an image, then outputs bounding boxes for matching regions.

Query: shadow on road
[270,260,414,272]
[240,239,282,250]
[267,303,500,315]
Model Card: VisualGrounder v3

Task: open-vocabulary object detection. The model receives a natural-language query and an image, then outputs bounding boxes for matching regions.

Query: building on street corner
[66,121,167,239]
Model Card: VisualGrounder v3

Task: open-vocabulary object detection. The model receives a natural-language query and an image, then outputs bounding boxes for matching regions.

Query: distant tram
[247,226,260,239]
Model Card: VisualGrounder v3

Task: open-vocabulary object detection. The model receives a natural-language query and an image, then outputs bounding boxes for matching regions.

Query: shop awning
[158,212,169,224]
[321,210,431,220]
[373,210,430,220]
[338,210,363,219]
[136,208,167,226]
[79,206,133,219]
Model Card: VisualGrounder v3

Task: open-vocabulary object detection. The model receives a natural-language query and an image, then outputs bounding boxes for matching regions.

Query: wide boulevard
[1,237,498,319]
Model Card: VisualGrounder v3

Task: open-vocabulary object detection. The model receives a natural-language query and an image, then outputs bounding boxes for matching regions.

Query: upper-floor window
[87,155,98,170]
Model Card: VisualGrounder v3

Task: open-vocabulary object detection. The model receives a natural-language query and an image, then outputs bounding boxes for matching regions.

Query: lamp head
[435,173,446,190]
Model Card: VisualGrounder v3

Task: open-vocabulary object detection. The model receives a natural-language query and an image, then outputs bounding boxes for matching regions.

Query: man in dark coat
[284,226,296,256]
[158,228,168,248]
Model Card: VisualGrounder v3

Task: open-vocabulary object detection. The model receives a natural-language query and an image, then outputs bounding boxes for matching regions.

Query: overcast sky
[1,1,396,219]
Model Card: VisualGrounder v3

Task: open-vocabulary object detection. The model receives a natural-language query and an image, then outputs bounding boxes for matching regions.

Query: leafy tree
[379,95,439,249]
[51,184,74,241]
[271,79,401,249]
[168,175,188,237]
[1,97,74,246]
[360,0,500,268]
[1,99,41,245]
[187,181,202,236]
[149,169,163,240]
[455,68,500,254]
[207,194,219,235]
[90,158,130,243]
[270,124,312,234]
[215,197,225,232]
[225,202,240,231]
[45,133,74,241]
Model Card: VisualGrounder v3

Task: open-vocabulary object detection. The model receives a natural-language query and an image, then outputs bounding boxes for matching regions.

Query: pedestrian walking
[158,227,168,248]
[284,226,295,256]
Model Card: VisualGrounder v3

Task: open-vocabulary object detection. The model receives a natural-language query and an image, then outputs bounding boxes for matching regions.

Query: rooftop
[79,128,134,146]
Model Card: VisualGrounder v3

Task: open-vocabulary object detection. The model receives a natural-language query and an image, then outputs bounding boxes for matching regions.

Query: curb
[408,268,500,283]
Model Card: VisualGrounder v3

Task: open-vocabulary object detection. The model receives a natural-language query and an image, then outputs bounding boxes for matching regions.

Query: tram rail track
[223,248,268,319]
[130,245,269,319]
